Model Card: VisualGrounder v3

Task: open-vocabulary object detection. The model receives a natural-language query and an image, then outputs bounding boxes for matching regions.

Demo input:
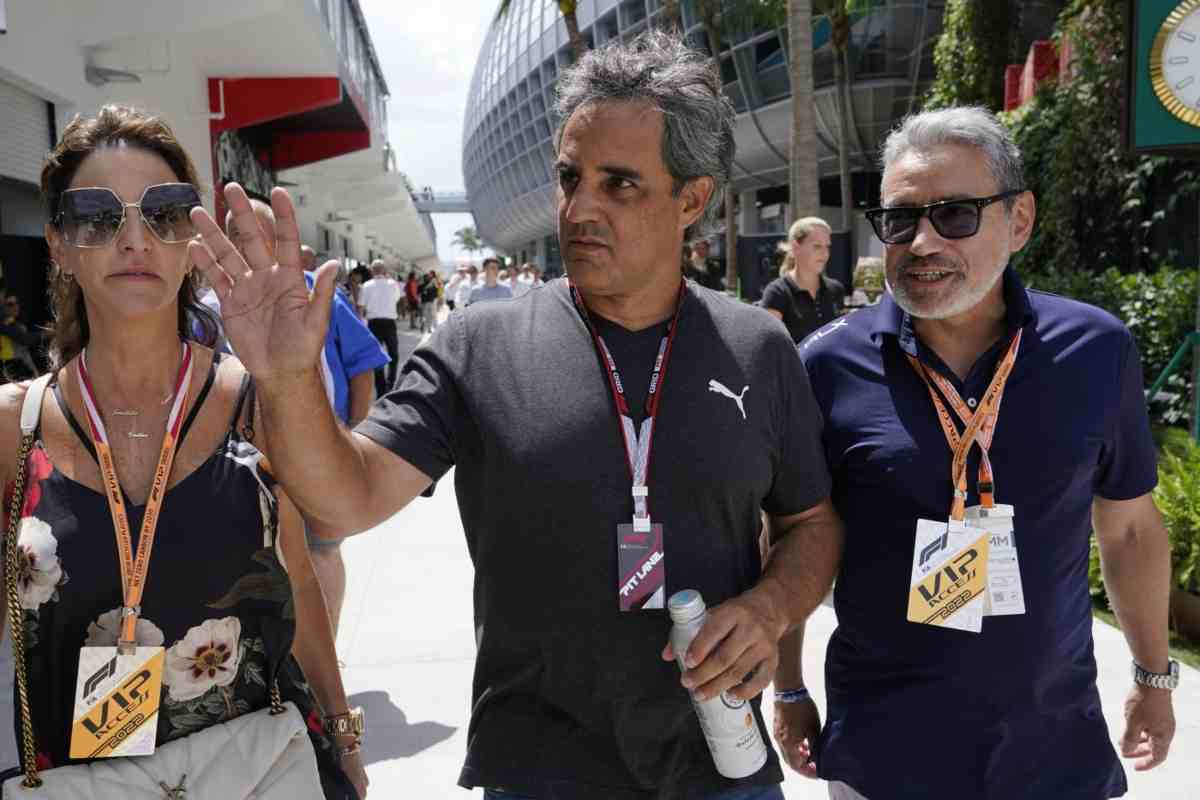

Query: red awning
[207,76,371,219]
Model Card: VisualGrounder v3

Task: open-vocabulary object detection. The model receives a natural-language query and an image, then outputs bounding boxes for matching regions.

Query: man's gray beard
[886,259,1008,320]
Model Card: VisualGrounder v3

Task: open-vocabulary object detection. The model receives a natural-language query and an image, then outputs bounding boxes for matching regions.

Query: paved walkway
[0,319,1196,797]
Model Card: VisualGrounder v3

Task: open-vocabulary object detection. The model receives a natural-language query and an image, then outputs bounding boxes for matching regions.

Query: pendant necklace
[106,388,176,440]
[111,409,149,439]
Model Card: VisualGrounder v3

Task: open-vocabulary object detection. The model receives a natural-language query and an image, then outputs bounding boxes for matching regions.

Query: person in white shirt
[509,262,534,299]
[455,265,479,310]
[520,264,545,291]
[445,266,468,311]
[359,260,404,396]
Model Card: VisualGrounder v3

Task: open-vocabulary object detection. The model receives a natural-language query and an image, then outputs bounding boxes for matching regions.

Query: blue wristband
[774,687,810,703]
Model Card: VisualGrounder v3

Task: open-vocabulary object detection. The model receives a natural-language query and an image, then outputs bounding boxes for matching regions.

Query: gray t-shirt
[467,283,513,305]
[357,279,830,799]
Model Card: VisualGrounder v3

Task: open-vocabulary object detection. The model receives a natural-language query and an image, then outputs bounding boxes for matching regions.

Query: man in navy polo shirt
[775,107,1178,798]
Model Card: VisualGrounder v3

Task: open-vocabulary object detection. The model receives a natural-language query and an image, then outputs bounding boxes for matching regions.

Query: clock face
[1152,1,1200,127]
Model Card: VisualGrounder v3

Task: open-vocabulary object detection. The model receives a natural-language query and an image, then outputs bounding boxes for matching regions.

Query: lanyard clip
[117,605,141,655]
[632,485,650,531]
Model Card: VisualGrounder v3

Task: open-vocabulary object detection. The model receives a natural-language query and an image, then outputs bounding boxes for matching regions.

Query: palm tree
[815,0,856,257]
[788,0,820,220]
[693,0,743,294]
[497,0,587,63]
[452,226,484,257]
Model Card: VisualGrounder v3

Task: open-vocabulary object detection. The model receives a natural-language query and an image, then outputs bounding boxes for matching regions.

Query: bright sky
[359,0,499,268]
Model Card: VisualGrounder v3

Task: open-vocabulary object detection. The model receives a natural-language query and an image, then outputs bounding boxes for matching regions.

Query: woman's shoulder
[759,276,790,305]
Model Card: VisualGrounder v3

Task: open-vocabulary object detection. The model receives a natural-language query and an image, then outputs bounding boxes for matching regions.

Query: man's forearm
[753,501,843,635]
[290,562,349,717]
[775,623,807,689]
[347,371,375,427]
[260,367,376,531]
[1099,525,1172,673]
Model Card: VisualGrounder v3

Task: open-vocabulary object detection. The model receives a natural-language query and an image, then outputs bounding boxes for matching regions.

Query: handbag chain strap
[6,430,44,788]
[269,682,285,715]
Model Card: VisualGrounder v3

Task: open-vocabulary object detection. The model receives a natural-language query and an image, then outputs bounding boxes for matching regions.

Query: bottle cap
[668,589,706,624]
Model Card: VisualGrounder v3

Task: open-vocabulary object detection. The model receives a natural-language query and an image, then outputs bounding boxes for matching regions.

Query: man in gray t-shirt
[467,257,513,305]
[189,30,842,800]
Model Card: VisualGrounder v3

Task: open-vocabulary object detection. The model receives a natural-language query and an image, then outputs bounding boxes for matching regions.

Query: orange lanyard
[77,343,194,652]
[906,330,1022,521]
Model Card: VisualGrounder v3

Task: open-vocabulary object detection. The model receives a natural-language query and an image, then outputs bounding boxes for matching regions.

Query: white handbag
[2,376,325,800]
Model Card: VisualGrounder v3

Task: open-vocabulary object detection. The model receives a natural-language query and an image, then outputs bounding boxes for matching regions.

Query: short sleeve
[762,338,833,517]
[759,280,789,315]
[332,291,389,376]
[1095,334,1158,500]
[354,312,469,482]
[829,278,846,311]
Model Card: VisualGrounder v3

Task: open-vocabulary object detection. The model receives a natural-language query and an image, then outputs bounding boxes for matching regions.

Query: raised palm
[188,184,336,380]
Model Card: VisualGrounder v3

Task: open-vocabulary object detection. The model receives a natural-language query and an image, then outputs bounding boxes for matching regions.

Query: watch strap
[323,706,366,736]
[1132,659,1180,690]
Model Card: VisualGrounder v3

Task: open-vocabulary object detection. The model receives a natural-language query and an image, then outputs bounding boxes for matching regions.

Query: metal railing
[1145,332,1200,440]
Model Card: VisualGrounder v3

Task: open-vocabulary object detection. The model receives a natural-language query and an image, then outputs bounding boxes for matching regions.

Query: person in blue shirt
[776,107,1177,799]
[466,257,513,305]
[226,205,389,640]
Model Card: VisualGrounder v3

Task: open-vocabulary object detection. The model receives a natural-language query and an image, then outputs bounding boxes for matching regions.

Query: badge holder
[70,642,165,759]
[965,503,1025,616]
[618,486,665,611]
[907,514,989,633]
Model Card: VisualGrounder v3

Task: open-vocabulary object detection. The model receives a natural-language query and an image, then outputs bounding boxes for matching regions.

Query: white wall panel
[0,79,49,186]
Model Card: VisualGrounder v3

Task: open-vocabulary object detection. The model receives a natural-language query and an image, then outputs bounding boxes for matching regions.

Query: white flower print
[84,608,165,648]
[162,617,242,702]
[15,517,63,611]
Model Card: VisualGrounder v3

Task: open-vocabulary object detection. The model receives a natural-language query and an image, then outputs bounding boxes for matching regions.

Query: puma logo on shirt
[708,379,749,420]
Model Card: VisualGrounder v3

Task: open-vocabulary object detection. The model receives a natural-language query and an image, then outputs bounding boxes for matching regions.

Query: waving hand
[188,183,337,381]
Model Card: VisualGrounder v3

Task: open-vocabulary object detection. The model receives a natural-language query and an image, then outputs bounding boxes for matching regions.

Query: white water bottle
[668,589,769,778]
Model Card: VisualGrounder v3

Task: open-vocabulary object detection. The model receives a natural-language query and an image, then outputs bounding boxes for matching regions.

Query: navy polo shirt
[799,268,1157,799]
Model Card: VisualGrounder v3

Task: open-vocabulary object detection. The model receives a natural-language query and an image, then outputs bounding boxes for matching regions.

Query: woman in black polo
[760,217,845,343]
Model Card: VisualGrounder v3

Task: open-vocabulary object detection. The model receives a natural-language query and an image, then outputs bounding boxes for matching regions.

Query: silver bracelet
[774,687,810,703]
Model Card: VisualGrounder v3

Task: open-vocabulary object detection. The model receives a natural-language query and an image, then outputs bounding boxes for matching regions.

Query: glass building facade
[463,2,1053,270]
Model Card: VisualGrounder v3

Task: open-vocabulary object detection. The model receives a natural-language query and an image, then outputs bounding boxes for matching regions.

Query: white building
[0,0,436,326]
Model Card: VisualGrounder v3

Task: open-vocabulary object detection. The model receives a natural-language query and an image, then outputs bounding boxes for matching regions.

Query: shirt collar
[786,272,830,296]
[869,266,1036,354]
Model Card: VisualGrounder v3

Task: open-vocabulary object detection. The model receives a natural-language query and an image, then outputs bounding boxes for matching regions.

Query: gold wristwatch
[323,707,366,737]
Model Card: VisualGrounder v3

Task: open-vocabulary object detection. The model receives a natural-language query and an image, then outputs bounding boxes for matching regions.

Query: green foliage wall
[1001,0,1200,275]
[1092,426,1200,609]
[924,0,1020,111]
[1025,266,1197,426]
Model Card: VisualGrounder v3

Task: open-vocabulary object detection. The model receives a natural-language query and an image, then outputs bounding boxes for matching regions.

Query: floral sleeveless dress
[3,367,357,799]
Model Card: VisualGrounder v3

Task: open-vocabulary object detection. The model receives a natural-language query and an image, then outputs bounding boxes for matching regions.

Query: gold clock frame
[1151,0,1200,127]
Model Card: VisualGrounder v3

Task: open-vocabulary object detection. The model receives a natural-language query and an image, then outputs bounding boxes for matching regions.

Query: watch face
[1152,0,1200,126]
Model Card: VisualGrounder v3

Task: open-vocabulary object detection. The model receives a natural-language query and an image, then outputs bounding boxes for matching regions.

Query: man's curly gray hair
[881,106,1025,209]
[554,30,736,240]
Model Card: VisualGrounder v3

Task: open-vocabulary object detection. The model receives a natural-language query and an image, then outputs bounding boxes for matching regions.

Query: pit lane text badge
[906,519,988,633]
[618,523,665,611]
[69,645,164,759]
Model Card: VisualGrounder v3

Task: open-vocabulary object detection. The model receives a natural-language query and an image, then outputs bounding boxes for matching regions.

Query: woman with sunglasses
[0,105,366,798]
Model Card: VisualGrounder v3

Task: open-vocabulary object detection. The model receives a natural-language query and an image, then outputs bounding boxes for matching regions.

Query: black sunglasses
[55,183,201,248]
[865,189,1024,245]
